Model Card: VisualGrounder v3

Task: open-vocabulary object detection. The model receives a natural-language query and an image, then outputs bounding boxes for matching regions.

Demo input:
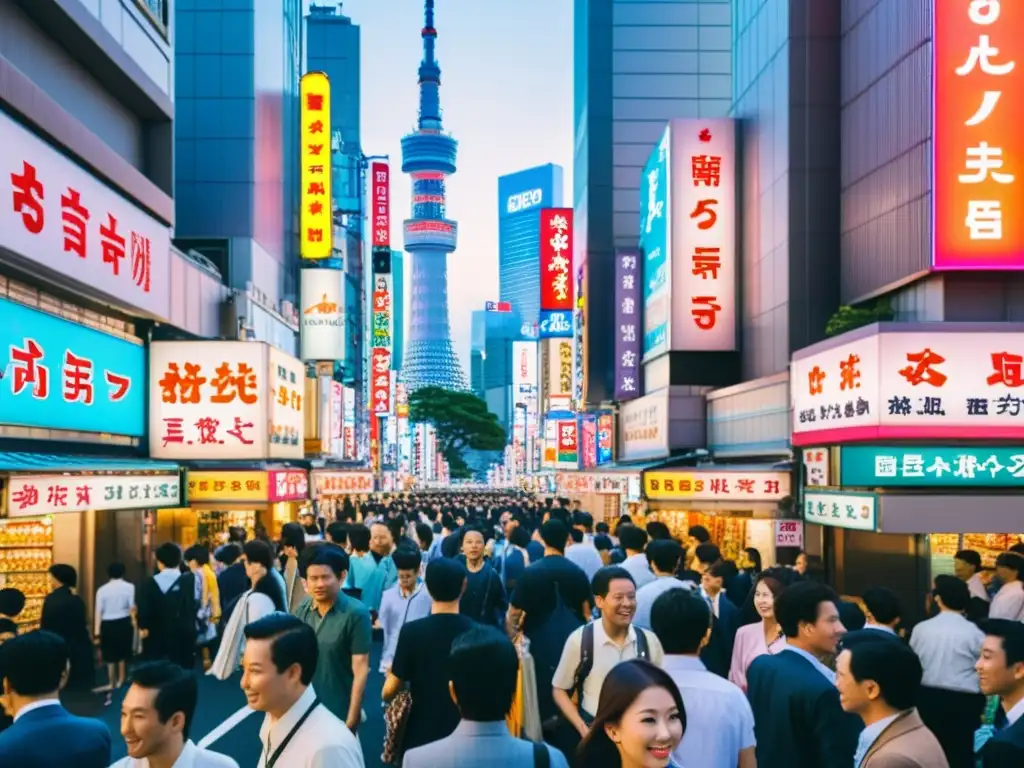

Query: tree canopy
[408,387,507,476]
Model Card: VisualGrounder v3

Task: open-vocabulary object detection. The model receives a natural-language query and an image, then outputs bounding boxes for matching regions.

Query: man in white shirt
[564,528,603,582]
[110,661,237,768]
[649,588,755,768]
[377,547,431,673]
[634,540,690,630]
[616,524,655,589]
[910,575,985,768]
[954,548,990,603]
[990,552,1024,621]
[95,562,136,696]
[242,613,364,768]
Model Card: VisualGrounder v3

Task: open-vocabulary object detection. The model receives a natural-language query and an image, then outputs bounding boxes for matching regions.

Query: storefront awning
[0,452,179,473]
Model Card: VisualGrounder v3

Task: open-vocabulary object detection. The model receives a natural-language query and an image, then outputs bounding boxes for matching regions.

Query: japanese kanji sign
[840,445,1024,487]
[6,474,180,518]
[644,470,790,502]
[371,162,390,248]
[3,112,170,319]
[792,326,1024,445]
[774,520,804,548]
[640,126,671,360]
[619,390,669,461]
[299,72,333,260]
[187,471,267,502]
[615,248,643,401]
[148,341,305,460]
[539,208,574,311]
[312,470,375,497]
[933,0,1022,269]
[556,419,578,466]
[0,295,144,436]
[803,490,877,532]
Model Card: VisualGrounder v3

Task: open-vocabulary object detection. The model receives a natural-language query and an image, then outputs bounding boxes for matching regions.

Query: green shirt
[294,592,372,722]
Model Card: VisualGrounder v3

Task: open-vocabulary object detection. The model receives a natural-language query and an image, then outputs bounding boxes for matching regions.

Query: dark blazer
[700,593,739,678]
[746,648,861,768]
[39,586,94,689]
[217,561,249,613]
[983,716,1024,767]
[0,702,110,768]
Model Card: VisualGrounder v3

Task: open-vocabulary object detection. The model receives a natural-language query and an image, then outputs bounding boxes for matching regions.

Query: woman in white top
[94,561,136,699]
[209,540,285,680]
[728,573,786,692]
[989,552,1024,621]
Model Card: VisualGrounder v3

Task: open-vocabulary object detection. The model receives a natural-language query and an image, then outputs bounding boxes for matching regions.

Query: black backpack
[525,584,585,723]
[570,621,651,702]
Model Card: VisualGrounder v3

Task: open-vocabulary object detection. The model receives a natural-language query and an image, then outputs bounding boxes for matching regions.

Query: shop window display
[0,516,53,632]
[930,532,1024,587]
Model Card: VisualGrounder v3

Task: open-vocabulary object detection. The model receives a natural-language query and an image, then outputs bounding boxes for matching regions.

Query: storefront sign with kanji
[774,520,804,548]
[312,470,374,496]
[933,0,1022,269]
[149,341,305,460]
[615,249,643,400]
[371,162,390,248]
[803,491,877,532]
[792,326,1024,445]
[539,208,574,311]
[3,112,170,318]
[187,471,268,502]
[269,470,309,502]
[803,448,831,486]
[556,419,578,467]
[640,126,671,360]
[840,445,1024,488]
[644,470,790,502]
[6,474,181,518]
[300,72,333,259]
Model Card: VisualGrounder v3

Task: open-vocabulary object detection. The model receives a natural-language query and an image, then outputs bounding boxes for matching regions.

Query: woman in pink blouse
[728,573,786,691]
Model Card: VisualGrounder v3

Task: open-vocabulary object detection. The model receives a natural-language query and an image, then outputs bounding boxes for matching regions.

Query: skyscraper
[391,250,406,370]
[400,0,467,392]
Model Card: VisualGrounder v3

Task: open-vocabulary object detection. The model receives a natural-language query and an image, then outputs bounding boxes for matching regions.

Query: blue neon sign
[640,127,670,360]
[539,309,573,339]
[0,297,145,436]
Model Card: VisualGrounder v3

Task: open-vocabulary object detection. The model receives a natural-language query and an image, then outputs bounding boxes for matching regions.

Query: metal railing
[135,0,169,36]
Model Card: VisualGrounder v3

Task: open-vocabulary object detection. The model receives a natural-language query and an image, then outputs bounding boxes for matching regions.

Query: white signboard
[300,269,345,361]
[6,474,181,518]
[619,390,669,461]
[1,112,170,319]
[803,447,831,486]
[513,341,538,388]
[792,329,1024,446]
[670,119,737,352]
[149,341,305,460]
[803,491,877,532]
[507,188,543,214]
[774,520,804,548]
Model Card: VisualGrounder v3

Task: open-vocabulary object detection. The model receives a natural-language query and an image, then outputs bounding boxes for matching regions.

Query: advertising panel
[840,445,1024,488]
[313,470,374,496]
[597,413,614,465]
[580,413,598,469]
[803,447,831,487]
[539,208,574,311]
[342,386,356,459]
[371,162,390,248]
[299,72,332,260]
[670,119,737,351]
[556,419,578,467]
[640,126,671,360]
[933,1,1023,270]
[370,272,393,415]
[619,390,669,461]
[0,297,145,436]
[791,327,1024,445]
[513,341,538,388]
[539,309,573,338]
[774,521,804,548]
[149,341,305,460]
[187,471,268,502]
[803,490,878,532]
[644,470,790,501]
[485,301,512,312]
[7,474,181,518]
[615,249,643,400]
[330,381,343,456]
[300,269,345,361]
[545,338,574,399]
[2,113,170,319]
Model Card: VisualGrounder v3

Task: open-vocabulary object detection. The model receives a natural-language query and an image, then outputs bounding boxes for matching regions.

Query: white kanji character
[621,254,637,270]
[959,143,1015,184]
[621,376,636,392]
[622,274,635,290]
[550,214,569,232]
[621,297,635,315]
[550,232,569,253]
[956,35,1015,77]
[874,455,897,477]
[645,168,663,234]
[966,92,1002,126]
[552,273,569,300]
[621,350,636,368]
[621,324,636,342]
[966,200,1003,240]
[953,453,980,479]
[901,454,925,477]
[979,453,1006,477]
[927,456,952,477]
[1007,454,1024,478]
[968,0,1000,26]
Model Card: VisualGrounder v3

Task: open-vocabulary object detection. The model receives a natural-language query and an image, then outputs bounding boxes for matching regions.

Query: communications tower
[400,0,467,392]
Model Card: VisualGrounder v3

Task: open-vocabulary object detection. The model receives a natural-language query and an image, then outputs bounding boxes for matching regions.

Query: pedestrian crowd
[0,491,1023,767]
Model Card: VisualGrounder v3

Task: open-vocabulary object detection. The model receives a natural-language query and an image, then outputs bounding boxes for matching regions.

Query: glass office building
[498,164,564,328]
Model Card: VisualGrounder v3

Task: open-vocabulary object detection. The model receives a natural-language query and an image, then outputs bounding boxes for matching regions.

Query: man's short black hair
[645,521,671,541]
[215,543,242,566]
[844,640,921,710]
[617,524,648,553]
[0,588,26,617]
[651,588,710,654]
[242,540,273,570]
[595,522,610,534]
[425,558,467,602]
[933,574,970,612]
[646,539,684,574]
[0,630,68,695]
[325,521,349,545]
[694,542,721,566]
[509,526,531,548]
[48,563,77,589]
[348,525,371,552]
[569,528,584,544]
[572,511,594,532]
[280,522,306,551]
[838,600,866,632]
[244,613,319,685]
[593,533,613,552]
[183,545,209,566]
[414,522,433,547]
[107,562,127,580]
[688,525,711,543]
[774,581,840,638]
[392,546,422,572]
[955,549,982,571]
[450,626,519,721]
[130,661,199,739]
[862,587,901,625]
[996,552,1024,576]
[592,566,635,598]
[983,619,1024,667]
[301,543,350,579]
[539,519,570,552]
[155,542,182,569]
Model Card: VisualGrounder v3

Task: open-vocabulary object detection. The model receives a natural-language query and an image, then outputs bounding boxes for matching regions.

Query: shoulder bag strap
[635,626,650,659]
[572,623,594,697]
[266,697,319,768]
[532,741,550,768]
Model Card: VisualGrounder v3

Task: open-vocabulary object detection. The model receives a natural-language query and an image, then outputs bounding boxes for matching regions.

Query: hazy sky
[334,0,574,372]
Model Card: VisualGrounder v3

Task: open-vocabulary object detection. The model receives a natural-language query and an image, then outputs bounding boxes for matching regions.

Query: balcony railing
[134,0,169,37]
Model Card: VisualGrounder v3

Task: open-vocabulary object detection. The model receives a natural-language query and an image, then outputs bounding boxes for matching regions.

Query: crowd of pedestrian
[0,491,1023,767]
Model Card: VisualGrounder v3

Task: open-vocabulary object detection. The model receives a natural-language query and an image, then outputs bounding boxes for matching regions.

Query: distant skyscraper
[400,0,467,392]
[392,250,406,370]
[470,310,487,397]
[498,164,564,329]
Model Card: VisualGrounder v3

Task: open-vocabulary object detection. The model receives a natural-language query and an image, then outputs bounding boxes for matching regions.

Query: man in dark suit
[699,560,739,677]
[0,630,110,767]
[977,619,1024,766]
[746,581,860,767]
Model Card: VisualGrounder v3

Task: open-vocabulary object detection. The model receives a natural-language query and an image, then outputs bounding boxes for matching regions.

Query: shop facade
[311,469,375,520]
[554,470,643,521]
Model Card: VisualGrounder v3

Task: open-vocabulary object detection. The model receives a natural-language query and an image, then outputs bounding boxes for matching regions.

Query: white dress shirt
[634,576,693,630]
[565,542,604,581]
[854,712,901,767]
[1006,695,1024,726]
[968,573,990,603]
[662,655,755,768]
[378,581,431,672]
[864,622,897,635]
[108,740,239,768]
[990,580,1024,621]
[699,587,722,618]
[258,685,364,768]
[910,610,985,694]
[95,578,136,635]
[621,553,655,589]
[14,698,60,721]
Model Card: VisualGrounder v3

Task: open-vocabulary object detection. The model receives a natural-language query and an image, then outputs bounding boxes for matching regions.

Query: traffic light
[372,247,391,274]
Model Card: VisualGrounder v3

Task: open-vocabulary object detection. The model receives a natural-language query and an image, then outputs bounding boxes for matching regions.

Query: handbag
[380,591,421,766]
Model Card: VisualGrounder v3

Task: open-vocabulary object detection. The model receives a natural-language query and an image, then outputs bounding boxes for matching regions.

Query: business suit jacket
[982,715,1024,767]
[746,649,861,768]
[0,702,110,768]
[700,592,739,678]
[39,586,94,689]
[402,720,568,768]
[862,709,949,767]
[283,557,308,614]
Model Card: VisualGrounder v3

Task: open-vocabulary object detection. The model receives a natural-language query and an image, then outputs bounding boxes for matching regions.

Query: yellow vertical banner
[300,72,333,259]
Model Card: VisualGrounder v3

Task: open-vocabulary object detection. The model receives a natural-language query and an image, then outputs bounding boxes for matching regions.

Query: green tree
[824,299,894,337]
[408,387,507,473]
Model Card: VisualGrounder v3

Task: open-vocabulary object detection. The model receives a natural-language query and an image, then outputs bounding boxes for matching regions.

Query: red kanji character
[47,485,68,507]
[691,155,722,187]
[308,144,325,156]
[691,247,720,279]
[75,485,91,506]
[104,371,132,401]
[100,213,126,276]
[10,339,49,398]
[698,128,712,142]
[899,348,948,387]
[227,417,255,445]
[307,182,326,195]
[309,201,324,215]
[62,350,94,405]
[808,365,826,395]
[308,120,324,133]
[763,479,781,495]
[11,484,39,510]
[60,188,90,258]
[162,417,184,446]
[737,478,755,493]
[308,164,324,174]
[159,362,206,404]
[306,93,324,111]
[210,362,258,404]
[691,296,721,330]
[839,354,861,391]
[307,228,324,242]
[690,199,718,230]
[131,232,151,293]
[195,417,220,444]
[987,352,1024,387]
[11,161,44,234]
[710,477,729,494]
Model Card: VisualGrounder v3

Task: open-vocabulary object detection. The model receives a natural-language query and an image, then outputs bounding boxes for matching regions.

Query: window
[135,0,169,36]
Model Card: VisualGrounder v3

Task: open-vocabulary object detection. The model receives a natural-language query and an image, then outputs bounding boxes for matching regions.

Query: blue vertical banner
[639,126,671,361]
